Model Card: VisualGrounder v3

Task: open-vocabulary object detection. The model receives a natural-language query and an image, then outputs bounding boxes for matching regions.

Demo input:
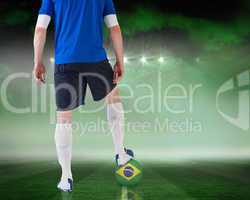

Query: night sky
[0,0,250,23]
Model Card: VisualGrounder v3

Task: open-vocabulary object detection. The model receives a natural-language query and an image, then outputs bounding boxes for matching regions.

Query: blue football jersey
[39,0,116,64]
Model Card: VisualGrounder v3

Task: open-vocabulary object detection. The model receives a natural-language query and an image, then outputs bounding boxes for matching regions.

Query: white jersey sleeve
[104,14,119,28]
[36,14,51,29]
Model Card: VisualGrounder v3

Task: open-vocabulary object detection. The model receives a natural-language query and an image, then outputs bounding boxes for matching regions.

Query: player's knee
[57,111,72,124]
[106,88,121,104]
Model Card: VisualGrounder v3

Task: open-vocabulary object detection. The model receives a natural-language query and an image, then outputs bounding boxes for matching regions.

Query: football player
[33,0,133,192]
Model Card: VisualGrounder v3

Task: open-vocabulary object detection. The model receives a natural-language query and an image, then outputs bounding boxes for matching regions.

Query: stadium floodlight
[124,56,128,63]
[140,56,147,64]
[158,57,164,63]
[50,57,55,63]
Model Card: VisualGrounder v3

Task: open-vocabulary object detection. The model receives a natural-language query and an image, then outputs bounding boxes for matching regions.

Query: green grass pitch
[0,160,250,200]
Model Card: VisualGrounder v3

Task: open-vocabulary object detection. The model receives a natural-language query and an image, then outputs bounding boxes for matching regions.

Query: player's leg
[55,111,73,181]
[106,88,124,154]
[106,88,132,166]
[54,63,87,191]
[86,60,132,165]
[55,110,73,192]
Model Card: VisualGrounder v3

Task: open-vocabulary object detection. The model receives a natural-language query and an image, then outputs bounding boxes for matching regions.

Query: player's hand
[33,63,46,84]
[113,61,124,84]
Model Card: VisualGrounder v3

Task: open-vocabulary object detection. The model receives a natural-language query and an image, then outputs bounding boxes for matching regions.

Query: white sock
[55,123,73,182]
[107,102,125,156]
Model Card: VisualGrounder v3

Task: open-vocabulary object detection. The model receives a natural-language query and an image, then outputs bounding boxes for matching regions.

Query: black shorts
[54,60,116,111]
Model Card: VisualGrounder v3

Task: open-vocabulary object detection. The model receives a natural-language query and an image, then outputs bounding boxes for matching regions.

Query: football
[115,159,143,186]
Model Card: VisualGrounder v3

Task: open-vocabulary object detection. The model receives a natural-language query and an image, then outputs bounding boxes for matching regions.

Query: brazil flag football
[115,159,143,186]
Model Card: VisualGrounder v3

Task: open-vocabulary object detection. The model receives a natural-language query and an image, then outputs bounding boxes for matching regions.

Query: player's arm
[105,13,124,83]
[33,15,51,84]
